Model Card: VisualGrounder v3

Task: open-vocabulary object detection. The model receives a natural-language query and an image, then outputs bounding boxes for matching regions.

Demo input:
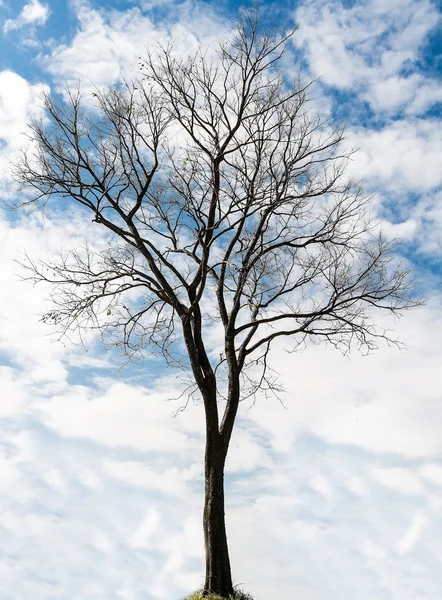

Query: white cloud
[346,119,442,194]
[369,74,442,115]
[239,299,442,459]
[289,0,442,261]
[37,379,204,452]
[128,508,160,549]
[0,70,48,202]
[308,473,335,499]
[420,464,442,486]
[0,208,111,390]
[294,0,441,115]
[344,477,369,496]
[0,452,22,489]
[225,427,274,473]
[3,0,50,33]
[1,278,442,599]
[0,367,26,417]
[408,190,442,255]
[396,512,428,555]
[371,467,426,496]
[104,459,202,495]
[0,70,47,148]
[43,0,231,94]
[360,539,387,560]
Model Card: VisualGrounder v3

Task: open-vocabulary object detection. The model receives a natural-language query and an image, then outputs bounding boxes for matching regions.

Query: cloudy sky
[1,0,442,599]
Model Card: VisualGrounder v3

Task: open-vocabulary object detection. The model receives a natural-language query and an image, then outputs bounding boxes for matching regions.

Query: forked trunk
[202,443,234,597]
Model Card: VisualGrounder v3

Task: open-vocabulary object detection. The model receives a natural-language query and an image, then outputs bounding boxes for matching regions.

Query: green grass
[182,584,254,600]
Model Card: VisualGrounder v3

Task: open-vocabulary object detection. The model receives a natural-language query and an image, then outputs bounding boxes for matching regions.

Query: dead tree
[12,9,420,599]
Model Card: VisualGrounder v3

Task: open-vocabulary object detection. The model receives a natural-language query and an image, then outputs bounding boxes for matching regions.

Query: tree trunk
[202,441,234,597]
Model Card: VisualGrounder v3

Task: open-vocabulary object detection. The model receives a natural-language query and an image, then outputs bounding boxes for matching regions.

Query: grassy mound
[183,585,254,600]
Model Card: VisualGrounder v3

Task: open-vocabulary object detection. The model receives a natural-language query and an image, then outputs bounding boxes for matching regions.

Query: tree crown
[13,10,420,407]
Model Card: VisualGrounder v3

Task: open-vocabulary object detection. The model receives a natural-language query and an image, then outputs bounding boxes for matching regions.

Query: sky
[0,0,442,599]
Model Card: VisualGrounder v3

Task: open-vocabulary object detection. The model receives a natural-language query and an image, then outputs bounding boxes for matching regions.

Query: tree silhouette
[13,8,420,598]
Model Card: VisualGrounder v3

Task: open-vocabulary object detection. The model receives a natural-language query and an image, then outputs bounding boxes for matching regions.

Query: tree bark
[202,437,234,598]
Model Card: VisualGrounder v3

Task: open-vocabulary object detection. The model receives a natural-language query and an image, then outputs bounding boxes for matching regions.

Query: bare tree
[12,8,420,599]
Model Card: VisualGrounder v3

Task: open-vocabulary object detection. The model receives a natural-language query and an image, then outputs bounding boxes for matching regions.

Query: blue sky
[1,1,442,599]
